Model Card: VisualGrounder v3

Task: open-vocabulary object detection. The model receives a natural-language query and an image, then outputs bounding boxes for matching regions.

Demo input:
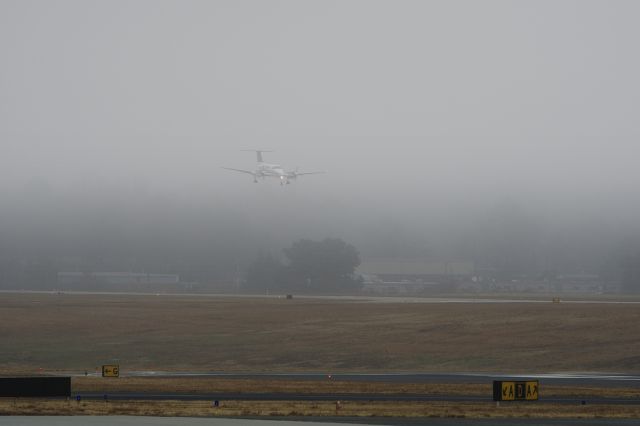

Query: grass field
[3,399,640,419]
[2,292,640,418]
[1,292,639,374]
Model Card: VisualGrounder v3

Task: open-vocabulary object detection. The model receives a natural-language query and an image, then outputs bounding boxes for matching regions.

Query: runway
[3,289,640,305]
[65,371,640,406]
[74,391,640,405]
[84,371,640,388]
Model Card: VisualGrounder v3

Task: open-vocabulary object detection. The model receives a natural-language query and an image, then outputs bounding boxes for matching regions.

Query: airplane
[222,150,325,185]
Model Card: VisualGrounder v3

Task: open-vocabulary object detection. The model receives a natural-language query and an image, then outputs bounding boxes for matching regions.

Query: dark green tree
[243,238,362,294]
[283,238,362,293]
[243,253,285,292]
[621,254,640,294]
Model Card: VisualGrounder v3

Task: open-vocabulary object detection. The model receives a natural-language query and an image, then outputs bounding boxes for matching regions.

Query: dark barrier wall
[0,377,71,397]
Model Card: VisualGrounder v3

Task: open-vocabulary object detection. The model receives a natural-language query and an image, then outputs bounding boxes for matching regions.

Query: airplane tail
[241,149,273,163]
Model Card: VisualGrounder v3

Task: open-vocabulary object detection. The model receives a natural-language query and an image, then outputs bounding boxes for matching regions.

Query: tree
[283,238,362,293]
[621,253,640,294]
[243,238,363,294]
[243,253,284,292]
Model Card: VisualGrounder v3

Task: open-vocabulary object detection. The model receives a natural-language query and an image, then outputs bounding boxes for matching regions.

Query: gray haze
[1,1,640,286]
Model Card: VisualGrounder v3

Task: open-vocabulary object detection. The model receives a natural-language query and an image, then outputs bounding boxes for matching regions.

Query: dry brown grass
[1,292,640,373]
[73,376,491,395]
[1,399,640,418]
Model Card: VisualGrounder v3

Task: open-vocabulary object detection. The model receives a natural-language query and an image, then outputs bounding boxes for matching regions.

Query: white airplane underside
[222,150,324,185]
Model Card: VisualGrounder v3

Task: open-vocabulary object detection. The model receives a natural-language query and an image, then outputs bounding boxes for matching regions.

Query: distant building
[358,259,474,281]
[357,259,475,294]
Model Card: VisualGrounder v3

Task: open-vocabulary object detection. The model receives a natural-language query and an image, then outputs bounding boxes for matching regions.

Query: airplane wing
[292,171,326,176]
[221,167,257,176]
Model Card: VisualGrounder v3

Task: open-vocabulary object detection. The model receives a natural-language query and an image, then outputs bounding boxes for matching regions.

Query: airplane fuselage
[256,162,286,178]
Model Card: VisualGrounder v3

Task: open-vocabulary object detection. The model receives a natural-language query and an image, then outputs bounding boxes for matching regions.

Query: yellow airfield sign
[494,380,538,401]
[102,365,119,378]
[501,381,515,401]
[525,380,539,400]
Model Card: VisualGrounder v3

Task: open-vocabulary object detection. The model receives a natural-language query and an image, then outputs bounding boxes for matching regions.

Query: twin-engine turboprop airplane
[222,150,325,185]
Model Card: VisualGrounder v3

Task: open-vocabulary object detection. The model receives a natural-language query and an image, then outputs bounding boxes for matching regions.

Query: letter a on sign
[526,381,539,400]
[501,382,515,401]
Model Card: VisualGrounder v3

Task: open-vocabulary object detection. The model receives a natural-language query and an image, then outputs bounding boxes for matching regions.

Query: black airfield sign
[0,377,71,397]
[493,380,539,401]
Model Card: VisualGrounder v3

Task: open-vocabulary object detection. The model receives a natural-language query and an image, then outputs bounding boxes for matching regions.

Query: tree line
[243,238,363,294]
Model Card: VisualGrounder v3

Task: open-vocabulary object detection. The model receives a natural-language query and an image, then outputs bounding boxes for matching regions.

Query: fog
[1,1,639,289]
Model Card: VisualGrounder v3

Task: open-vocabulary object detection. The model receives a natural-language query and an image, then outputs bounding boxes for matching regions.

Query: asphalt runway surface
[4,289,640,305]
[66,371,640,405]
[88,371,640,388]
[75,391,640,406]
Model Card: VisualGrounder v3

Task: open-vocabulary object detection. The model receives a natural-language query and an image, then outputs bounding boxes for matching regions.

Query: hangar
[357,259,474,294]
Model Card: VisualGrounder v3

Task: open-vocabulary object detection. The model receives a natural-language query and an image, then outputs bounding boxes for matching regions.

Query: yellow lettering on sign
[501,381,515,401]
[526,381,539,400]
[102,365,120,378]
[516,382,526,399]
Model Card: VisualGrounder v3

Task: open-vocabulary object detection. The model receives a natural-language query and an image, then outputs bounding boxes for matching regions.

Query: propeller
[287,167,300,179]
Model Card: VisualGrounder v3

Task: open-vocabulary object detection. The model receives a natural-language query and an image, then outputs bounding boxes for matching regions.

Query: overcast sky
[2,1,640,244]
